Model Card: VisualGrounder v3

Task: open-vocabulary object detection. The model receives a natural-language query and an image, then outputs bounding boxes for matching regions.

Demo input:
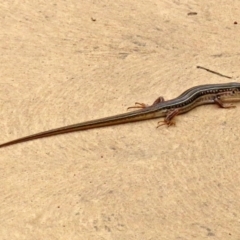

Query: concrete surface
[1,0,240,239]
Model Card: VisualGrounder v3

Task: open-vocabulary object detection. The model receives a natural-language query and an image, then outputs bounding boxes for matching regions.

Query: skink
[1,82,240,148]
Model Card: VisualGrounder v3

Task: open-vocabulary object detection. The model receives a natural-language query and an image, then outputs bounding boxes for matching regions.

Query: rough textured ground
[1,1,240,239]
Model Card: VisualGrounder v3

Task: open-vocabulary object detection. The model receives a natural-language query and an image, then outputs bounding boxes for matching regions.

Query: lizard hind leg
[157,120,176,128]
[157,109,180,128]
[127,96,165,110]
